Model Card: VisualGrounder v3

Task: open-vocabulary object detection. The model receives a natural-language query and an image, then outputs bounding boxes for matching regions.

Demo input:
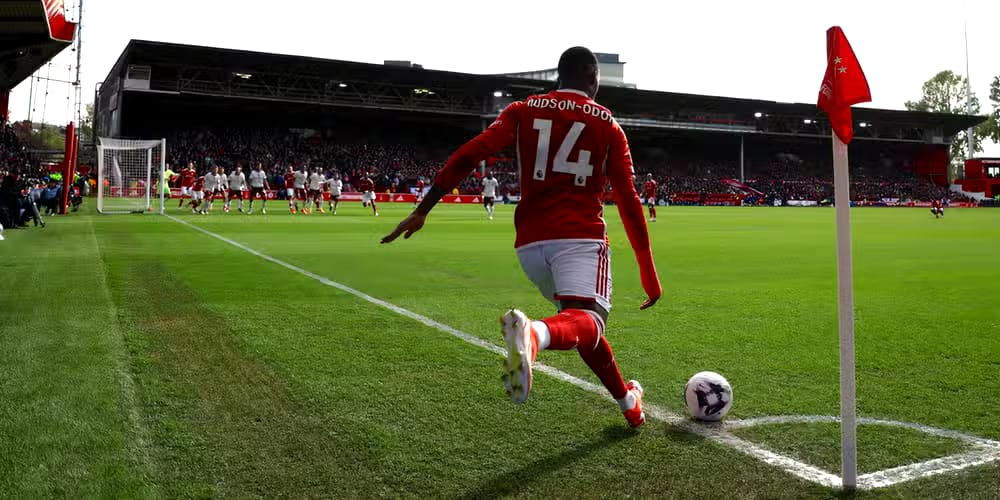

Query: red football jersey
[435,89,641,248]
[192,176,205,191]
[283,172,296,189]
[431,89,660,302]
[644,179,658,198]
[180,169,196,188]
[417,180,425,190]
[359,177,375,192]
[932,200,942,209]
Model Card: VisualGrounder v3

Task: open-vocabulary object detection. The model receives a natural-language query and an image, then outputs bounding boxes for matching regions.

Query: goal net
[97,138,166,214]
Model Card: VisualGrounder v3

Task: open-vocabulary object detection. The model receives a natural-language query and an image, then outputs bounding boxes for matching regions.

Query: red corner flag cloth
[817,27,872,144]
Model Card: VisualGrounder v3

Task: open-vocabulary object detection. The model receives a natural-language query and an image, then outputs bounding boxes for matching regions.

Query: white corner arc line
[725,414,1000,488]
[857,448,1000,490]
[164,215,994,490]
[727,415,1000,449]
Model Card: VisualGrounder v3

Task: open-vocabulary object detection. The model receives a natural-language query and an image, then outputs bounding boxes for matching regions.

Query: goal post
[96,137,166,214]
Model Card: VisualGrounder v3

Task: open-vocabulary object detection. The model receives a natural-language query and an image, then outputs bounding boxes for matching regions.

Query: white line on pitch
[726,414,1000,488]
[857,448,1000,490]
[166,214,844,488]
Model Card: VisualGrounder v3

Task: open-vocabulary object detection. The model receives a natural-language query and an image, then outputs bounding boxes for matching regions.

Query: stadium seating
[0,123,36,180]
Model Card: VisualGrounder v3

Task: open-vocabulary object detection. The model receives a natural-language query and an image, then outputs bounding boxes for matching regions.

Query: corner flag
[816,26,870,491]
[817,27,872,144]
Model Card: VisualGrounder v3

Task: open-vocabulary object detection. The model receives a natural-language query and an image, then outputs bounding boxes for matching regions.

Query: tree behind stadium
[904,70,995,174]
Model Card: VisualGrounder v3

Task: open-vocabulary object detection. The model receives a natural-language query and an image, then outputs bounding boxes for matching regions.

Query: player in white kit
[226,166,247,213]
[293,167,309,214]
[326,173,343,215]
[307,168,326,214]
[247,163,269,214]
[204,167,226,213]
[482,172,500,220]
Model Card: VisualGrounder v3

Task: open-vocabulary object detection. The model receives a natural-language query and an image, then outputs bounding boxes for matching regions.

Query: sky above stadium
[8,0,1000,154]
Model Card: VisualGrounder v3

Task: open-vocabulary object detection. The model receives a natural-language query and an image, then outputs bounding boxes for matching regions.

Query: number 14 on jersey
[532,118,594,186]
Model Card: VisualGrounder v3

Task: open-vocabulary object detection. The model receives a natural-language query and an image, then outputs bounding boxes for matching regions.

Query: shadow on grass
[460,425,636,499]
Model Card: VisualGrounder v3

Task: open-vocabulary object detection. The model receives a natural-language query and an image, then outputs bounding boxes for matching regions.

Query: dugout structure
[96,40,984,187]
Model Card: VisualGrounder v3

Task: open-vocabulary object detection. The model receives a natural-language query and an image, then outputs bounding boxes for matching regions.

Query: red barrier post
[60,122,76,214]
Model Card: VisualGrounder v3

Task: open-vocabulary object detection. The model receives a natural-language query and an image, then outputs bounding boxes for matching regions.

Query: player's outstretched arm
[606,123,662,309]
[382,102,520,245]
[380,186,444,243]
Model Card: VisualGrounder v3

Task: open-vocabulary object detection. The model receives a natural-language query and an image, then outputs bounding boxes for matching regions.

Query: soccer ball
[684,371,733,421]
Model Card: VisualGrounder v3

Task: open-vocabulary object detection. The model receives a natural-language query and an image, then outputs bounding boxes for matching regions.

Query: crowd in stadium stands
[634,157,966,206]
[145,128,970,206]
[0,124,49,229]
[1,123,41,179]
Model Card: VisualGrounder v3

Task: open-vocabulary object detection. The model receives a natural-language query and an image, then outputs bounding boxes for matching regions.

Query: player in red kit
[178,163,196,209]
[931,199,944,218]
[190,173,206,214]
[382,47,661,428]
[359,174,378,216]
[282,166,298,213]
[643,173,658,222]
[414,178,425,207]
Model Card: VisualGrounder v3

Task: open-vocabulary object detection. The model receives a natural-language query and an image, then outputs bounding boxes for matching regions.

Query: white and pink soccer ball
[684,371,733,421]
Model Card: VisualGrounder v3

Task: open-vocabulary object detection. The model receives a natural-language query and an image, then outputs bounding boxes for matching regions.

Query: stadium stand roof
[0,0,76,90]
[99,40,985,142]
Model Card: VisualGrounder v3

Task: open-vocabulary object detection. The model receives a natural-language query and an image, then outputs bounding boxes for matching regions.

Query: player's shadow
[459,425,635,499]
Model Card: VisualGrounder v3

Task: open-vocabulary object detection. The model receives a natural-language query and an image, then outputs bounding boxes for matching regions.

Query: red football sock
[540,309,599,350]
[542,309,628,400]
[371,201,378,214]
[650,206,656,219]
[578,336,628,400]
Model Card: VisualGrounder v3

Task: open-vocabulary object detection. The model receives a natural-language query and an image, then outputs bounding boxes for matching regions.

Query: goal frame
[96,138,167,214]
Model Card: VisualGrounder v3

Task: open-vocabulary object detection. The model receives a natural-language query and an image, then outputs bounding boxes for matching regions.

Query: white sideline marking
[166,215,998,490]
[857,449,1000,490]
[725,414,1000,488]
[727,415,1000,449]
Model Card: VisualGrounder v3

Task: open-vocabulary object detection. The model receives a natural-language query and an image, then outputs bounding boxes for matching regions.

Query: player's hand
[381,213,426,244]
[639,295,659,310]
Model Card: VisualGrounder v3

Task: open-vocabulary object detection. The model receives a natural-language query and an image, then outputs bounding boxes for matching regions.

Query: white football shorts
[180,186,192,196]
[362,191,376,204]
[286,188,296,198]
[516,239,612,312]
[191,190,204,201]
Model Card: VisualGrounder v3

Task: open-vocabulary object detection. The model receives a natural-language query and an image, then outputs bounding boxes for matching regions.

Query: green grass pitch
[1,202,998,498]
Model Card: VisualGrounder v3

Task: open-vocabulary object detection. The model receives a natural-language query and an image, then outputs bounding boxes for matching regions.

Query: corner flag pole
[832,131,857,489]
[817,26,869,490]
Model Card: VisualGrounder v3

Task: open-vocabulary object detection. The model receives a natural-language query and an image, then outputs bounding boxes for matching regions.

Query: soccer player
[178,162,196,209]
[159,163,176,200]
[308,167,326,214]
[227,165,247,213]
[643,173,658,222]
[482,172,500,220]
[191,172,206,214]
[931,198,944,218]
[204,166,225,212]
[294,166,309,214]
[414,177,425,207]
[282,166,298,213]
[382,47,661,428]
[247,163,269,214]
[359,172,378,216]
[326,173,343,214]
